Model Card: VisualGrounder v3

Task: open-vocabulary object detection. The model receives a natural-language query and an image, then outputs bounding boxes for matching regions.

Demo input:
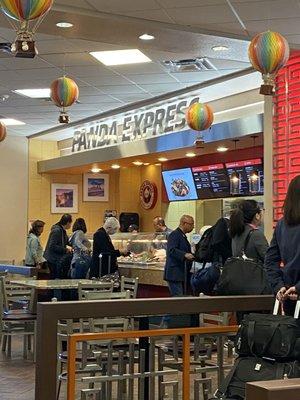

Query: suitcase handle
[273,298,300,318]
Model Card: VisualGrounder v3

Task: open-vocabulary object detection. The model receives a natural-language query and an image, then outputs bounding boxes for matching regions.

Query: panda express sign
[71,95,200,153]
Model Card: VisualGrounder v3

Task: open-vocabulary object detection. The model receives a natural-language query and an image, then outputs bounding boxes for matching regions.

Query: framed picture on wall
[51,183,78,214]
[83,173,109,202]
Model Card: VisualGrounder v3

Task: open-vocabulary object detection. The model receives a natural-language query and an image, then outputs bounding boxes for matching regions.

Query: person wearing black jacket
[89,217,128,278]
[265,175,300,315]
[44,214,73,279]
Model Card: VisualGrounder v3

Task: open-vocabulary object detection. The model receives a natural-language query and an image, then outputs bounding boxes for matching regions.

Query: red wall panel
[273,51,300,222]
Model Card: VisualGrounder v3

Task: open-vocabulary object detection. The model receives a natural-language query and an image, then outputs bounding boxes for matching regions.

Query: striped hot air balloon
[0,122,7,143]
[0,0,53,21]
[248,31,290,95]
[186,102,214,131]
[50,77,79,123]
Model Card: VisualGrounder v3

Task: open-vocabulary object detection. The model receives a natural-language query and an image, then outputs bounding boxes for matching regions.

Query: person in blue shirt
[164,215,195,296]
[265,175,300,315]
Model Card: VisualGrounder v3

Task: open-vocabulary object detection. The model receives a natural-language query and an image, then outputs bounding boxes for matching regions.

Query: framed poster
[51,183,78,214]
[83,173,109,202]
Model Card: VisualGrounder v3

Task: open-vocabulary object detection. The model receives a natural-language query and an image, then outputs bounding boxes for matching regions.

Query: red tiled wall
[273,51,300,222]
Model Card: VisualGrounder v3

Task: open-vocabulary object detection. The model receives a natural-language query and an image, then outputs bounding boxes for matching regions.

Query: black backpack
[216,230,272,296]
[194,227,214,263]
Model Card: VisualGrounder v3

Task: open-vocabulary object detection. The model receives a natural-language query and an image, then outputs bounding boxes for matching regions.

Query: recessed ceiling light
[212,45,229,52]
[56,22,74,28]
[14,88,50,98]
[90,49,151,66]
[186,152,196,158]
[90,167,102,173]
[155,163,161,166]
[217,146,229,152]
[139,33,155,41]
[158,157,168,162]
[143,162,150,166]
[0,118,25,125]
[133,161,143,166]
[111,164,120,169]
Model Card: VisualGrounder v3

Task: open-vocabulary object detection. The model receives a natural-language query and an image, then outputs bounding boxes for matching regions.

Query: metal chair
[0,276,36,359]
[78,281,113,300]
[120,276,139,298]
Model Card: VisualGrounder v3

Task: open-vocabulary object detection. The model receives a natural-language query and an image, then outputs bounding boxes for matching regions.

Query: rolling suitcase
[98,252,120,286]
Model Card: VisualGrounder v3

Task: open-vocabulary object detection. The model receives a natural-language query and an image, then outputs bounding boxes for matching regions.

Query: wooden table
[10,279,97,312]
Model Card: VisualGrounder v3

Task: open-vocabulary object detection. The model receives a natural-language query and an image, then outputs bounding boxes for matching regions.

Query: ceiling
[0,0,295,137]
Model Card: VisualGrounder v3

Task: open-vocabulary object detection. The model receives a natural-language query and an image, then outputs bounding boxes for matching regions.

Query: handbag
[216,230,271,296]
[190,263,220,295]
[236,300,300,361]
[213,356,300,400]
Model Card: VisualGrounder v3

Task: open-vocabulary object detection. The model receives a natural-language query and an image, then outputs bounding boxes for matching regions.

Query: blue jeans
[167,281,184,297]
[161,281,185,326]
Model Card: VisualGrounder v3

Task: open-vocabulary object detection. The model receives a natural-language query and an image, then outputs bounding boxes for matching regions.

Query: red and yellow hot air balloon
[248,31,290,95]
[186,102,214,131]
[0,0,54,57]
[50,76,79,123]
[0,122,7,143]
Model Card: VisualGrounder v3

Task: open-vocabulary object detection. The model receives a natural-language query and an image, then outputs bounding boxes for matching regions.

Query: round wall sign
[139,180,158,210]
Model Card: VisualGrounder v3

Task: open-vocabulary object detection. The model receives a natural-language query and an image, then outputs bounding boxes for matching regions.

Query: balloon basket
[259,84,275,96]
[59,113,70,124]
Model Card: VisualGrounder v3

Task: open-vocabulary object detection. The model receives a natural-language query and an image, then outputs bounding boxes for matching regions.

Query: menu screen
[225,159,264,195]
[162,168,198,201]
[192,164,230,199]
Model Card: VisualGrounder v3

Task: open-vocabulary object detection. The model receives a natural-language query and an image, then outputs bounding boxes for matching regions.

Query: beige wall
[28,140,163,242]
[0,135,28,264]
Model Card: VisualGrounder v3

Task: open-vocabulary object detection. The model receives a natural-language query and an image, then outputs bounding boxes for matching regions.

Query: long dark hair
[29,220,45,236]
[230,200,261,238]
[72,218,87,233]
[283,175,300,226]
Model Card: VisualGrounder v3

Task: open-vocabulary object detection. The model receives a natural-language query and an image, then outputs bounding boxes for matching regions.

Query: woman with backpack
[69,218,91,278]
[265,175,300,315]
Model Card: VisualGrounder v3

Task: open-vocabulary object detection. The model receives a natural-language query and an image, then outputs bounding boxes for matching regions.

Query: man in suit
[164,215,195,296]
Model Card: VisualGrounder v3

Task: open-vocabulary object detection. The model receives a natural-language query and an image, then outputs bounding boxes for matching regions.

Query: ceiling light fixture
[133,161,143,166]
[158,157,168,162]
[217,146,229,152]
[90,49,151,66]
[212,45,229,51]
[155,163,161,166]
[0,118,25,125]
[14,88,50,98]
[143,162,150,166]
[139,33,155,41]
[56,22,74,28]
[186,152,196,158]
[111,164,120,169]
[90,167,102,173]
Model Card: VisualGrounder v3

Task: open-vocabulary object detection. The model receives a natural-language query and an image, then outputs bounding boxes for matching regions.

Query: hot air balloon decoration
[50,76,79,123]
[0,0,53,58]
[0,122,7,143]
[186,102,214,148]
[248,31,290,95]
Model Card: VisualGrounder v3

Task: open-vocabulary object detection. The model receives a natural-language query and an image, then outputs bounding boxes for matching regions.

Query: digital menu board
[225,159,264,195]
[192,164,230,199]
[162,168,198,201]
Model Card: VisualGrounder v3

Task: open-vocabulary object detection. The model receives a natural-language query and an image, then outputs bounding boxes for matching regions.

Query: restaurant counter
[118,262,169,298]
